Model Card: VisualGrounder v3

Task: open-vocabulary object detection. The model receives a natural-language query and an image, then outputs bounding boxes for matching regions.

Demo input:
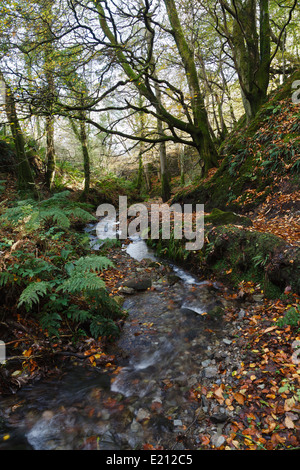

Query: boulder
[122,277,152,291]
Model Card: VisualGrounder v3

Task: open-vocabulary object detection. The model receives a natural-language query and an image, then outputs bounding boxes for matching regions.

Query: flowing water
[0,218,232,450]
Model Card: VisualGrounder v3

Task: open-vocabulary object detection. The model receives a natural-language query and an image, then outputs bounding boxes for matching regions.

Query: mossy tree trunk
[163,0,219,173]
[231,0,271,122]
[136,93,146,193]
[45,111,56,189]
[70,109,91,199]
[154,83,171,201]
[2,74,35,191]
[219,0,297,122]
[79,114,90,198]
[43,2,56,190]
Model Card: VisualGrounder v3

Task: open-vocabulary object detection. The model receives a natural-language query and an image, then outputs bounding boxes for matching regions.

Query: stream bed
[0,221,243,450]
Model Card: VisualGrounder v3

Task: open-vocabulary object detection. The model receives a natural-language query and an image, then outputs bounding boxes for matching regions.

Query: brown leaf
[284,415,295,429]
[233,392,245,405]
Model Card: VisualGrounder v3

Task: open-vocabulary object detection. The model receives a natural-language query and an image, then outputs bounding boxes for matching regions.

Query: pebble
[222,338,232,345]
[42,411,54,421]
[203,366,218,378]
[130,419,143,433]
[211,434,226,448]
[173,419,183,427]
[136,408,150,422]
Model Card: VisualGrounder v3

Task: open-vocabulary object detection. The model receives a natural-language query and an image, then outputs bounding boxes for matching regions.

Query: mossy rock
[204,208,252,227]
[204,225,300,296]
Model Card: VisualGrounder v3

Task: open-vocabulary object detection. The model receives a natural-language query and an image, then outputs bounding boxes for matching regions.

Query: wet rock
[214,351,228,361]
[203,366,218,379]
[113,295,125,306]
[210,413,228,424]
[42,410,54,421]
[173,419,183,427]
[118,286,135,295]
[238,308,246,319]
[166,274,181,286]
[211,434,226,448]
[201,359,212,368]
[123,277,152,291]
[98,431,120,450]
[222,338,232,345]
[136,408,150,422]
[148,415,174,432]
[207,305,225,320]
[130,419,143,433]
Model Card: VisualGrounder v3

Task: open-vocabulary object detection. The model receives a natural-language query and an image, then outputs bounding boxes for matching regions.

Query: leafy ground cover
[189,295,300,450]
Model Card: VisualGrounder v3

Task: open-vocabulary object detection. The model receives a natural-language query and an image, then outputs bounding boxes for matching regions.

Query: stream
[0,217,239,450]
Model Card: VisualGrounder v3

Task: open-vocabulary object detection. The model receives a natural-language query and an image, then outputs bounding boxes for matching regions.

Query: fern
[18,281,52,308]
[0,272,14,287]
[72,255,114,274]
[40,311,62,337]
[1,191,96,232]
[40,208,71,228]
[90,316,120,339]
[66,305,93,323]
[57,272,106,294]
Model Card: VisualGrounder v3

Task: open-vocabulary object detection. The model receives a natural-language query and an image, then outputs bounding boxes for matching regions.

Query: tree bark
[43,0,56,189]
[45,113,56,189]
[218,0,277,122]
[79,115,90,198]
[1,74,35,191]
[70,112,91,198]
[163,0,219,172]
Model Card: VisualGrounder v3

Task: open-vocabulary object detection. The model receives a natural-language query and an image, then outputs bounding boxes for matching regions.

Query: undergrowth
[0,191,123,341]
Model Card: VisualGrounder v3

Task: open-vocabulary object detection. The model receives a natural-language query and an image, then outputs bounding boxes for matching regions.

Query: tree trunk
[163,0,218,172]
[70,114,91,198]
[79,116,90,198]
[2,75,35,191]
[45,113,56,189]
[43,0,56,189]
[154,83,171,201]
[136,93,145,193]
[228,0,271,122]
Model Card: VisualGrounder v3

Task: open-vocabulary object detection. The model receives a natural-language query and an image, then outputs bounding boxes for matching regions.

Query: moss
[204,208,252,227]
[203,225,299,297]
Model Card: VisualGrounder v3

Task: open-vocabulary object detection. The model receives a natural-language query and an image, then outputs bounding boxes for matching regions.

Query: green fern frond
[90,316,120,339]
[68,207,96,222]
[18,281,52,308]
[40,208,71,228]
[1,192,95,232]
[56,272,106,294]
[66,305,93,323]
[73,255,114,274]
[0,272,14,287]
[40,311,62,337]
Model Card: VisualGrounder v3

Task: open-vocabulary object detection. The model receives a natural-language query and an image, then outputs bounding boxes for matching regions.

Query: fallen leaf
[233,392,245,405]
[284,415,295,429]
